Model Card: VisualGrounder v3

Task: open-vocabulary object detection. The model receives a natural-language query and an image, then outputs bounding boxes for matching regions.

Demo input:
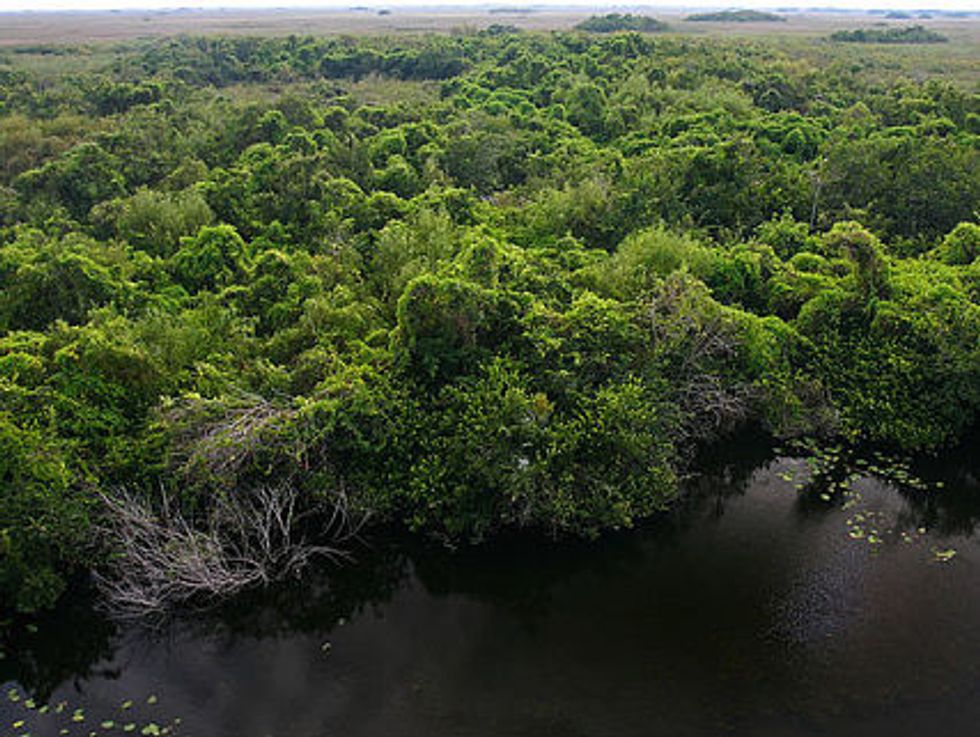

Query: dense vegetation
[574,14,669,33]
[686,10,786,23]
[0,27,978,615]
[830,25,949,44]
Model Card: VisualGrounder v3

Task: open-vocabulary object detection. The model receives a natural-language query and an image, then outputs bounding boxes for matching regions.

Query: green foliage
[1,28,978,614]
[819,132,978,242]
[822,221,890,300]
[171,224,249,293]
[393,273,523,385]
[401,362,677,540]
[754,213,820,261]
[96,187,213,257]
[575,14,669,33]
[588,226,716,299]
[686,10,786,22]
[830,25,948,44]
[14,142,125,219]
[0,230,135,331]
[935,222,980,266]
[0,413,88,612]
[796,259,980,447]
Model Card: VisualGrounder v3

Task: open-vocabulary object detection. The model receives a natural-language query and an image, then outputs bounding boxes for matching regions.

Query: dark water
[4,436,980,737]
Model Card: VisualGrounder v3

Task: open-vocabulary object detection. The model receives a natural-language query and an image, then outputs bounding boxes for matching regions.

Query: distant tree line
[830,25,948,44]
[575,14,669,33]
[686,10,786,22]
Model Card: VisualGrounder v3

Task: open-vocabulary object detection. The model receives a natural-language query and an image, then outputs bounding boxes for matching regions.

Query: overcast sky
[1,0,978,11]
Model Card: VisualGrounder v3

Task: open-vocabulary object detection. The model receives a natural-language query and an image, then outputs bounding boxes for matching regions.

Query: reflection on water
[4,431,980,737]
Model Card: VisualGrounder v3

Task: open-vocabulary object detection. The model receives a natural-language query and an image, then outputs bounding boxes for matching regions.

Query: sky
[1,0,978,10]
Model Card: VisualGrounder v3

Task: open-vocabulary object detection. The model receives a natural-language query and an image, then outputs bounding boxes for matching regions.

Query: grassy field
[1,6,979,47]
[2,7,976,92]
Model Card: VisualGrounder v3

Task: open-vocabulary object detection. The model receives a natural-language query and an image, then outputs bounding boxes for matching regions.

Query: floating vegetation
[774,440,956,561]
[1,687,181,737]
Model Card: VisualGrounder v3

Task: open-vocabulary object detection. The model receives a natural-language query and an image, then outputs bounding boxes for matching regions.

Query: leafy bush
[575,14,669,33]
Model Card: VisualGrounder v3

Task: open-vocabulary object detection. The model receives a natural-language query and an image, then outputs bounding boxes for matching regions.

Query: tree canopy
[1,26,978,614]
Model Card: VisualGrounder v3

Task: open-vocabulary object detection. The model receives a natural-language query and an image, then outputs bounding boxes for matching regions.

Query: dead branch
[94,482,365,618]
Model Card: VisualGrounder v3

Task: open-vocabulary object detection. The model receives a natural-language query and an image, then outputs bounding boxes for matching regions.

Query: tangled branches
[161,392,299,483]
[646,275,755,442]
[95,483,363,618]
[677,374,755,441]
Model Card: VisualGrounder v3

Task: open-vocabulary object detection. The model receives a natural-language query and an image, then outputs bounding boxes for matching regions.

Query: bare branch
[94,483,365,619]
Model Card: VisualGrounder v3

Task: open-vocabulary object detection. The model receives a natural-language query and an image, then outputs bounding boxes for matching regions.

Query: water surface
[3,437,980,737]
